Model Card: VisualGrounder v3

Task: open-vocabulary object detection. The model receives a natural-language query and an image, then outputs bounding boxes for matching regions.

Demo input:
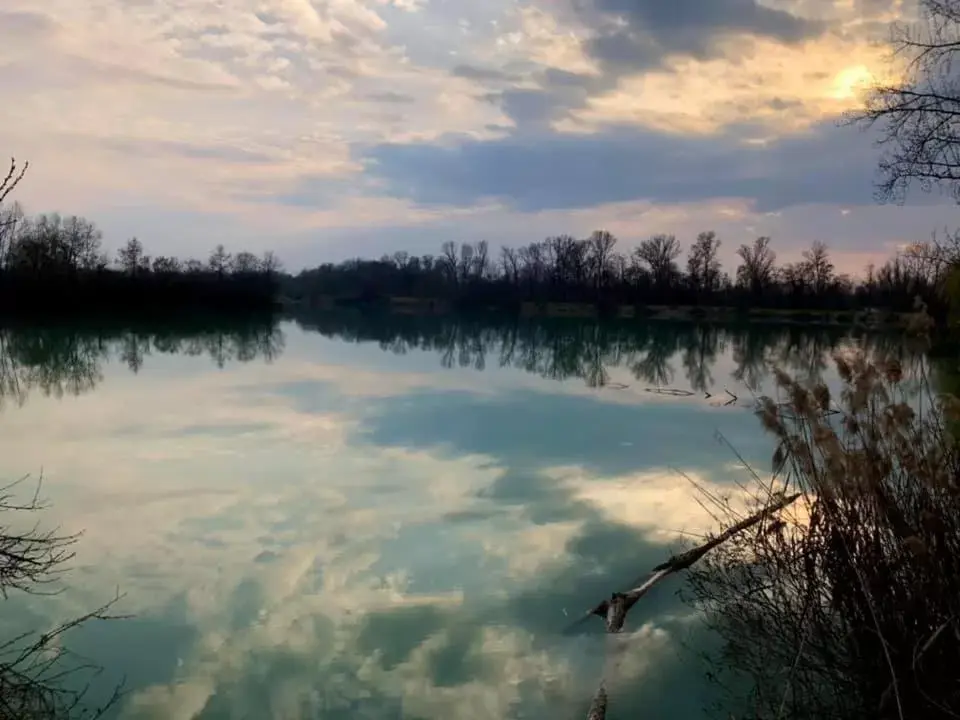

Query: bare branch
[0,158,28,206]
[0,474,126,719]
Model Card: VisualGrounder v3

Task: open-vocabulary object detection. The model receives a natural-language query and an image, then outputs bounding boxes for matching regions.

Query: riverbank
[282,295,910,328]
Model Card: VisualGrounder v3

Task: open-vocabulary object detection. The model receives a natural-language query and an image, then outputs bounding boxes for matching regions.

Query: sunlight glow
[830,65,873,100]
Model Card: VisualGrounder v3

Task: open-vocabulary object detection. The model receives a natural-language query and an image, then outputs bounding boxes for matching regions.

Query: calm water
[0,315,915,719]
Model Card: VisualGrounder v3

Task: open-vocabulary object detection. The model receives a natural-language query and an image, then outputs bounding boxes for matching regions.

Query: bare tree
[687,231,722,295]
[151,256,182,275]
[850,0,960,203]
[208,244,231,279]
[183,258,204,274]
[517,242,546,290]
[0,202,25,271]
[440,241,459,285]
[116,238,148,276]
[472,240,489,280]
[587,230,617,292]
[458,242,474,283]
[61,217,103,273]
[500,246,519,286]
[635,234,681,288]
[736,236,778,295]
[803,241,835,294]
[230,251,260,274]
[260,251,282,275]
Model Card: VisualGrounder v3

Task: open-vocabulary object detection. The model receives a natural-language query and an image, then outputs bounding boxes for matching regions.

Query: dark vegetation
[285,233,950,318]
[0,162,281,318]
[686,352,960,720]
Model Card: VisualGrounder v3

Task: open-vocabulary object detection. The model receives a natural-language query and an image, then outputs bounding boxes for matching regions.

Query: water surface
[0,315,912,719]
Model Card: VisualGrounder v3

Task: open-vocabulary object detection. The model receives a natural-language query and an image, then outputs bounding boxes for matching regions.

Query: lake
[0,314,918,719]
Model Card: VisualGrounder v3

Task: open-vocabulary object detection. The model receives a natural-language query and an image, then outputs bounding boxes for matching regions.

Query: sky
[1,0,957,274]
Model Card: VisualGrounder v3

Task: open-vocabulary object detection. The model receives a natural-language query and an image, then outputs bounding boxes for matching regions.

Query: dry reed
[687,344,960,719]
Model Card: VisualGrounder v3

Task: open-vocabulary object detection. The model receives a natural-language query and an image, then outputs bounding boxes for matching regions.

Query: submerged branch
[573,492,801,718]
[577,492,801,633]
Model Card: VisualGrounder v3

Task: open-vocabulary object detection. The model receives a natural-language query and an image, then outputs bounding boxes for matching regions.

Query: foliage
[687,346,960,719]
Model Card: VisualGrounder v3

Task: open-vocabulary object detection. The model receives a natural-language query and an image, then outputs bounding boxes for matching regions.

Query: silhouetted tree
[803,241,835,295]
[588,230,617,294]
[736,236,778,298]
[687,231,722,297]
[0,158,281,317]
[231,251,260,274]
[284,230,944,318]
[117,237,148,276]
[635,234,681,290]
[208,244,231,280]
[851,0,960,203]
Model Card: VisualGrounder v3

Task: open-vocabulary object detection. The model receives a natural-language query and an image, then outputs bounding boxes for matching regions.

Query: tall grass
[687,320,960,719]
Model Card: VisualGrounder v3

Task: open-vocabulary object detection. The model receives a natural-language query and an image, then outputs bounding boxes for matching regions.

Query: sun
[829,65,874,100]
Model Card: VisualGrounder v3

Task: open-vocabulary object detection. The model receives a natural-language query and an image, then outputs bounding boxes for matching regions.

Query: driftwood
[574,491,802,718]
[630,386,744,407]
[645,387,695,397]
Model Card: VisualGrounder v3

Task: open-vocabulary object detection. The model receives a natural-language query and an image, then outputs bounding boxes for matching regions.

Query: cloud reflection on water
[0,318,905,718]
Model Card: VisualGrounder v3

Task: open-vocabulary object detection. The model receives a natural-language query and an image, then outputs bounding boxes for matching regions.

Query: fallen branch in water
[574,491,802,718]
[645,387,695,397]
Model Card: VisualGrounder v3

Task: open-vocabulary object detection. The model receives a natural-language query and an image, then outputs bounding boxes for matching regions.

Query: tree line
[0,160,282,317]
[286,233,948,316]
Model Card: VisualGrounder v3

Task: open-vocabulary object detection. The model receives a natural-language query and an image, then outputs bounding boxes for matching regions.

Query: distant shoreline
[281,295,911,328]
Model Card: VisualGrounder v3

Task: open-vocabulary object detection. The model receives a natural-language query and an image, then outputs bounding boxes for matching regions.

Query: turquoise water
[0,317,907,719]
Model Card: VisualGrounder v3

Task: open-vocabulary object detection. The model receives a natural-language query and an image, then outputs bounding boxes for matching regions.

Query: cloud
[360,120,879,214]
[0,0,509,228]
[0,0,943,267]
[565,33,896,135]
[0,10,57,41]
[450,64,520,83]
[582,0,822,71]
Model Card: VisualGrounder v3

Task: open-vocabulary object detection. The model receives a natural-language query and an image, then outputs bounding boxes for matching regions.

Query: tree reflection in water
[292,310,921,394]
[0,317,285,410]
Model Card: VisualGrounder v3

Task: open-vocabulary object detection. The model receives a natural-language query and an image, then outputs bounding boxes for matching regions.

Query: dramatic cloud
[0,0,946,269]
[583,0,821,72]
[360,121,878,213]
